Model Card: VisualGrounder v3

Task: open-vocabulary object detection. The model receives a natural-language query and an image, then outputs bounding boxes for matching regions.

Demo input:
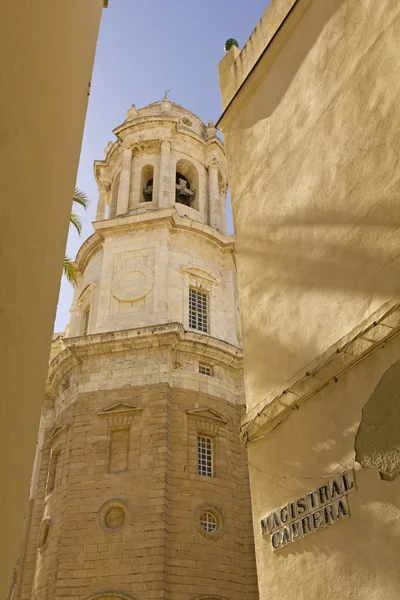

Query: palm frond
[70,212,82,235]
[64,257,77,284]
[73,188,89,210]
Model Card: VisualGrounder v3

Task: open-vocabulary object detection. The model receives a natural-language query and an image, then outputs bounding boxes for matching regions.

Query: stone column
[116,146,132,215]
[158,140,171,208]
[68,306,80,338]
[220,187,227,235]
[208,159,222,231]
[129,147,141,209]
[96,181,109,221]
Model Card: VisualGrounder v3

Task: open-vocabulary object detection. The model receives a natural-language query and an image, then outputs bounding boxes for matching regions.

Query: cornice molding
[240,297,400,445]
[74,209,234,274]
[186,407,228,425]
[48,425,69,446]
[93,205,233,243]
[97,403,142,428]
[74,231,103,274]
[46,323,243,397]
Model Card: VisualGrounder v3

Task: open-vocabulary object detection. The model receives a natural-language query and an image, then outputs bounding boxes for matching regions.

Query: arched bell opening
[140,164,154,203]
[175,158,199,209]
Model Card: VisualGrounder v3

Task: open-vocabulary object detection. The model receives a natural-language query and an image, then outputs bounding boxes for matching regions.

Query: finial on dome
[126,104,138,121]
[160,93,172,114]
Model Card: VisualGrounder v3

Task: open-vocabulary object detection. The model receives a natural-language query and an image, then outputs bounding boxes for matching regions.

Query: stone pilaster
[158,140,171,208]
[116,147,132,215]
[209,159,222,231]
[220,186,227,235]
[96,181,110,221]
[129,147,141,210]
[68,306,80,337]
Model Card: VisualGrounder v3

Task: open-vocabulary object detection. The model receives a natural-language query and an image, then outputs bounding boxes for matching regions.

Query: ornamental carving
[111,268,153,303]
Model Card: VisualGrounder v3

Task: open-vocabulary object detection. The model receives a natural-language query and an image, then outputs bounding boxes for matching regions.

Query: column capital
[207,157,220,170]
[97,180,111,192]
[160,139,171,151]
[122,144,132,155]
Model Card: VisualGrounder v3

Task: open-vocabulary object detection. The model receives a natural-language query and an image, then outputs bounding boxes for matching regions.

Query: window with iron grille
[83,307,90,335]
[189,288,208,333]
[197,435,213,477]
[199,363,212,376]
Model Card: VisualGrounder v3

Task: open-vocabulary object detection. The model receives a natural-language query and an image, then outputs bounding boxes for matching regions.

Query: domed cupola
[94,99,228,233]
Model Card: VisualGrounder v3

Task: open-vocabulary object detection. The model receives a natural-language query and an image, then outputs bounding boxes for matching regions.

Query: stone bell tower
[14,100,258,600]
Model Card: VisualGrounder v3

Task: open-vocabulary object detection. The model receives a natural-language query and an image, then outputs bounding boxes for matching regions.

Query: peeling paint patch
[355,360,400,481]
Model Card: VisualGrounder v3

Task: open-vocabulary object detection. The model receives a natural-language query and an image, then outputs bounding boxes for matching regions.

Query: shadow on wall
[230,0,347,131]
[248,353,400,597]
[355,359,400,481]
[224,0,400,392]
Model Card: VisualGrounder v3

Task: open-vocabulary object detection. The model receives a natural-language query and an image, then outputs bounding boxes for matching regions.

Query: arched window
[140,164,154,203]
[175,159,199,209]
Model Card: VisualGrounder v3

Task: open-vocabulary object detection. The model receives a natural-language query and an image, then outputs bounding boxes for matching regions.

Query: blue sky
[55,0,268,332]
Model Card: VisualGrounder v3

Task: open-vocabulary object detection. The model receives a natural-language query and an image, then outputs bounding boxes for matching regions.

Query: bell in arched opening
[175,172,195,207]
[143,178,153,202]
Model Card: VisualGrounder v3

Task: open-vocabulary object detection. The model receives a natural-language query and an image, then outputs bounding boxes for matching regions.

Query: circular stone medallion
[98,498,130,534]
[104,505,126,530]
[111,268,153,303]
[38,518,51,550]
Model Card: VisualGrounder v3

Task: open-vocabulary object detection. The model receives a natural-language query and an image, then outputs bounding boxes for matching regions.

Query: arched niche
[140,164,154,203]
[109,172,120,219]
[175,158,199,210]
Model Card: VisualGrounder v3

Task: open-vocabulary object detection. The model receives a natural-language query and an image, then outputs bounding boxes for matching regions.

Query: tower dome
[67,101,239,344]
[95,100,227,231]
[14,102,258,600]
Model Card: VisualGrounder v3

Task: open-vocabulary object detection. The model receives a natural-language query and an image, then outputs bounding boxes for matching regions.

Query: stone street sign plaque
[260,470,356,551]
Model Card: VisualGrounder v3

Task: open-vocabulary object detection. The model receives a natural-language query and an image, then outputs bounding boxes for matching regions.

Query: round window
[194,503,224,540]
[200,511,217,533]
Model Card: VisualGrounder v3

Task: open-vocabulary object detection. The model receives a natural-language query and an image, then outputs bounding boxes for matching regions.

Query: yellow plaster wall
[219,0,400,410]
[218,1,400,598]
[248,335,400,600]
[0,1,104,595]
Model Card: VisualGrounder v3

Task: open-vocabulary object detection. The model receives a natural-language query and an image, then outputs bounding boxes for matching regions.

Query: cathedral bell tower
[14,101,258,600]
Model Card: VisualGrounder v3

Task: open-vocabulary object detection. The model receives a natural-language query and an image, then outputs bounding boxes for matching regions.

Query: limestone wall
[68,213,240,348]
[17,342,258,600]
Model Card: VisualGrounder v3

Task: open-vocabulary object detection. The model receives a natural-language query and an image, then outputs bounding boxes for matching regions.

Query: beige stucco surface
[218,0,400,598]
[219,0,400,410]
[249,336,400,600]
[0,1,103,596]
